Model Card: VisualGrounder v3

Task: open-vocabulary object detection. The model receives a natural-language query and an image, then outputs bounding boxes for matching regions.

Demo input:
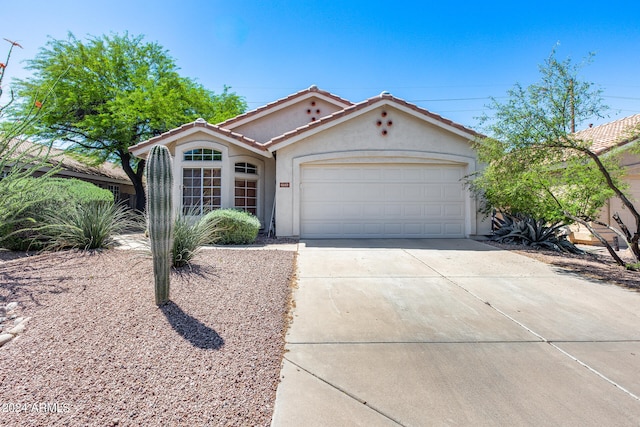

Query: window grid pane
[183,167,222,215]
[234,162,258,174]
[183,148,222,161]
[234,179,257,216]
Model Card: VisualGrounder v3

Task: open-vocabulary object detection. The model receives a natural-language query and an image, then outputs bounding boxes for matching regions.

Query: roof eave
[130,123,271,159]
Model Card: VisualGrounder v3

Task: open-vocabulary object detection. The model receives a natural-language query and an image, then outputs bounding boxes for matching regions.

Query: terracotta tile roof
[9,139,130,182]
[215,85,354,128]
[128,118,268,155]
[264,92,483,148]
[574,114,640,154]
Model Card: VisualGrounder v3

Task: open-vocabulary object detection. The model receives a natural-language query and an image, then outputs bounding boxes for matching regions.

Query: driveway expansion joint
[283,356,405,426]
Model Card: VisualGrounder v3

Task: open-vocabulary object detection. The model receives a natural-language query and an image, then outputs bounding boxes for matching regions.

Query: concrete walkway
[271,239,640,426]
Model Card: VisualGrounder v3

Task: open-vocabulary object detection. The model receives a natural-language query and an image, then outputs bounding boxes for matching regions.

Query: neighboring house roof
[574,114,640,154]
[264,92,483,151]
[215,85,354,129]
[130,87,481,157]
[8,139,130,184]
[128,118,270,158]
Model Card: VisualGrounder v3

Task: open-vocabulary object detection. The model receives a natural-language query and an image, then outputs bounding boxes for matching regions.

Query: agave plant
[492,212,583,254]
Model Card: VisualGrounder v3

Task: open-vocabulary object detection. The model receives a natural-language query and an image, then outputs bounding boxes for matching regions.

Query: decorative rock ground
[0,301,27,348]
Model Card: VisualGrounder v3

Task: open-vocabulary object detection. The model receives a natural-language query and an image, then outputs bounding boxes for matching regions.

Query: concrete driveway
[271,239,640,426]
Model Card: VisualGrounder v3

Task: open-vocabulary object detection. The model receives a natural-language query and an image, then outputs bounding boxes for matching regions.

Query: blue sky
[2,0,639,130]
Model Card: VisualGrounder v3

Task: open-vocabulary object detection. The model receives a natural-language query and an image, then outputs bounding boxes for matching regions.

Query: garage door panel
[423,184,443,198]
[424,204,444,216]
[300,164,467,238]
[444,204,464,217]
[445,223,464,234]
[384,205,402,216]
[364,223,383,234]
[443,184,465,200]
[403,205,423,217]
[303,203,337,220]
[402,185,423,199]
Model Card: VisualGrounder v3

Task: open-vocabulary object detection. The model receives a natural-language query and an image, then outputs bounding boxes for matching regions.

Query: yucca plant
[492,212,583,254]
[39,201,140,250]
[172,209,221,268]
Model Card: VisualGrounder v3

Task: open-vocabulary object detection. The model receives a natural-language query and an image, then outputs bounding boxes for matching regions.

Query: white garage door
[300,163,466,238]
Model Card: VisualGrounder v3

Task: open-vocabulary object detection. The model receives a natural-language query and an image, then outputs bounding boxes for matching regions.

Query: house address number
[279,182,290,188]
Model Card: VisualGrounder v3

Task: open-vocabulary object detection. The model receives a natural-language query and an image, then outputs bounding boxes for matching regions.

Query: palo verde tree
[470,49,640,266]
[8,32,246,211]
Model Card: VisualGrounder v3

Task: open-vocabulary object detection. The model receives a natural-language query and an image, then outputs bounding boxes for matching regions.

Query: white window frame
[175,142,229,217]
[182,166,222,215]
[234,162,259,216]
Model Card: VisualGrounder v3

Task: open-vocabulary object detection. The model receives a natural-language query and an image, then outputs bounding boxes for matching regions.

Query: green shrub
[40,202,140,250]
[0,178,114,250]
[202,209,260,245]
[172,211,221,268]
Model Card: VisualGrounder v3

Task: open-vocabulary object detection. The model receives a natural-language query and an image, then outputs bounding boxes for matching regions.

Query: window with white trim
[182,167,221,215]
[234,162,258,216]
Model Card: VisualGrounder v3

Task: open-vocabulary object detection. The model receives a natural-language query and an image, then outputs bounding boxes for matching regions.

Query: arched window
[183,148,222,161]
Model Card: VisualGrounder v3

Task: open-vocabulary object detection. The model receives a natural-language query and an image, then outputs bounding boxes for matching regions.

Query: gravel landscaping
[0,246,296,426]
[485,241,639,290]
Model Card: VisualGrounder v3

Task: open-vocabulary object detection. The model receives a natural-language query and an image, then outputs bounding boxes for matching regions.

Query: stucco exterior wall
[272,104,489,237]
[232,97,346,143]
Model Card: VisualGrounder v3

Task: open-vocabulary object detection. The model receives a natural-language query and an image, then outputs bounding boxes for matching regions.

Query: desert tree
[7,32,246,211]
[470,49,639,266]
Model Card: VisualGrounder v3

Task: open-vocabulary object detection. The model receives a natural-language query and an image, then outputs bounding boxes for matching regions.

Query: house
[571,114,640,245]
[4,139,135,207]
[129,86,490,239]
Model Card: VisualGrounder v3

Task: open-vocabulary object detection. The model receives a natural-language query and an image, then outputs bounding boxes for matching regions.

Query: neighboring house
[5,140,135,207]
[571,114,640,246]
[129,86,490,239]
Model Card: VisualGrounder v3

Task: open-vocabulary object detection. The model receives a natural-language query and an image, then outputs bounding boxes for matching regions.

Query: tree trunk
[564,212,627,267]
[119,149,147,212]
[612,213,640,262]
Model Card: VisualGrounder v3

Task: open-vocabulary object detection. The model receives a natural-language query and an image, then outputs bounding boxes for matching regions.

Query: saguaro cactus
[146,145,174,305]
